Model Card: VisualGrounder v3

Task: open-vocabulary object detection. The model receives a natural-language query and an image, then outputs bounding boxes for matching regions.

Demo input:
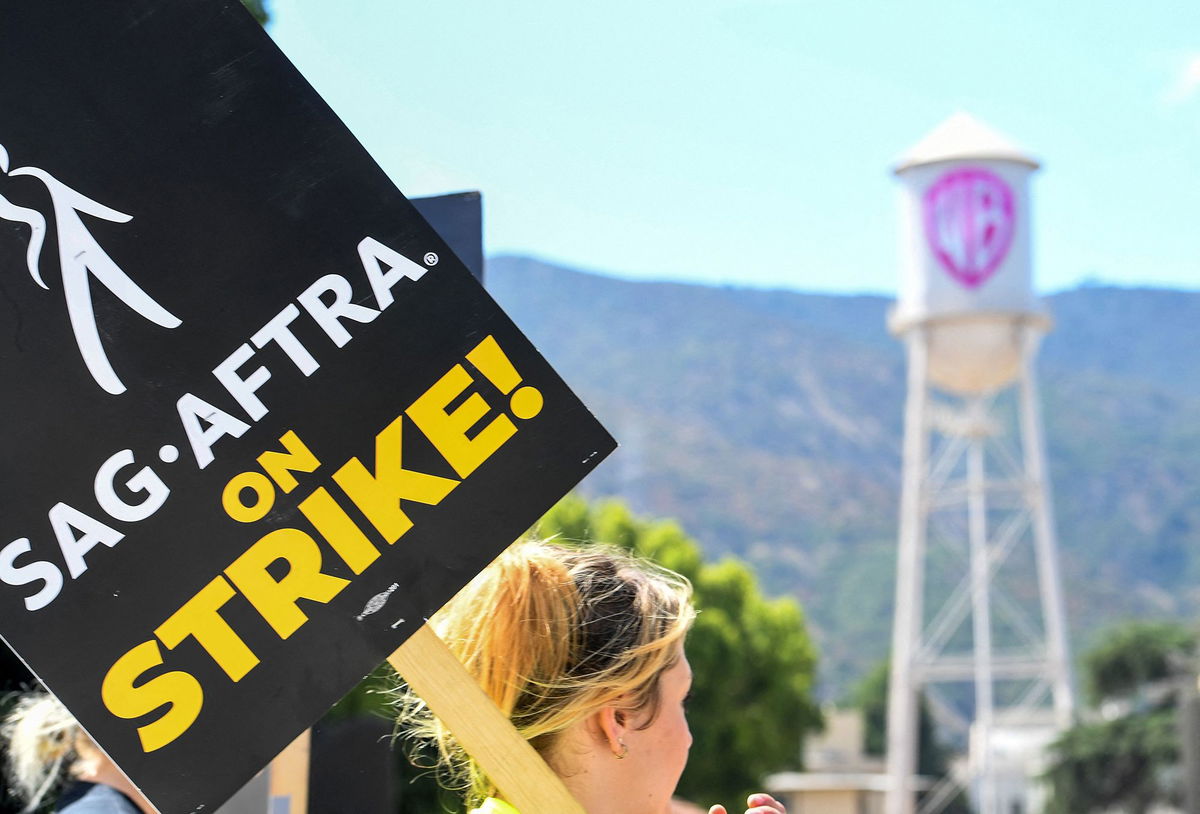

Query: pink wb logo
[922,167,1015,289]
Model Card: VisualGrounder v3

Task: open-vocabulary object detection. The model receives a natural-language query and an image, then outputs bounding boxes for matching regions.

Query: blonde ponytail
[2,692,79,812]
[396,539,694,806]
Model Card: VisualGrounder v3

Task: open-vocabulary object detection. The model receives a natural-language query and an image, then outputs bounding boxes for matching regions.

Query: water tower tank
[890,113,1049,394]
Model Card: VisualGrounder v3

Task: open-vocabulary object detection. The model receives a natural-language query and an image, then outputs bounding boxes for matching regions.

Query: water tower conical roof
[894,112,1039,173]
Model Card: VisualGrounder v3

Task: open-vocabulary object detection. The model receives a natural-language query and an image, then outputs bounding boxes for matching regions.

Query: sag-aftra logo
[0,142,182,394]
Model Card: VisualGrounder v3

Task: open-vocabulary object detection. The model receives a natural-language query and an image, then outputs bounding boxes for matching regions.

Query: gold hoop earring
[613,739,628,760]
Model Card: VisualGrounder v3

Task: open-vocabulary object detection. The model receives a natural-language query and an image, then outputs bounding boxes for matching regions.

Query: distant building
[974,710,1058,814]
[766,708,931,814]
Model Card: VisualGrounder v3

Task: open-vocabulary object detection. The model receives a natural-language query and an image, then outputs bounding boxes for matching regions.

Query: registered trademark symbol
[423,252,439,266]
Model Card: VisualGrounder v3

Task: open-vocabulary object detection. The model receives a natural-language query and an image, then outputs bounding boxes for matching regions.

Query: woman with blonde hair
[398,539,786,814]
[1,691,154,814]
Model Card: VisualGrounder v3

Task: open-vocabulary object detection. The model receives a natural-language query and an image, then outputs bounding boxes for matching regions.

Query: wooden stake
[388,624,586,814]
[268,729,312,814]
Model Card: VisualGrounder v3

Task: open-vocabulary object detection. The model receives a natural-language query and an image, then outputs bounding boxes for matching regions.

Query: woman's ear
[594,706,629,757]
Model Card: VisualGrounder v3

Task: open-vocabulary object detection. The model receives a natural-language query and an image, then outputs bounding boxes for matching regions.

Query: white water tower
[884,114,1074,814]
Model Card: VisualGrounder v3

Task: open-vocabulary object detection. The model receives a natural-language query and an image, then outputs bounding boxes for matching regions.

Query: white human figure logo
[0,142,181,395]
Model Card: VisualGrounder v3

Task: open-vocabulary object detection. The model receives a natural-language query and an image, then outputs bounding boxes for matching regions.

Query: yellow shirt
[471,799,520,814]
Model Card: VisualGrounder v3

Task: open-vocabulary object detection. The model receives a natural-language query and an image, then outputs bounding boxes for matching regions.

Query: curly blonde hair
[1,692,80,813]
[396,539,694,806]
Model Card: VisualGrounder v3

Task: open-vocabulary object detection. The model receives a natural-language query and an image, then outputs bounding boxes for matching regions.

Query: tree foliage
[240,0,269,26]
[534,495,823,807]
[1043,711,1180,814]
[1082,620,1197,705]
[1043,620,1197,813]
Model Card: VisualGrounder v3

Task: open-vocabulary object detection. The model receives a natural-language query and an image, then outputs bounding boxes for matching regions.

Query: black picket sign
[0,3,614,812]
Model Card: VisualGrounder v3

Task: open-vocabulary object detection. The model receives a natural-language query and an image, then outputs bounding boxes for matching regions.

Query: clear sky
[269,1,1200,295]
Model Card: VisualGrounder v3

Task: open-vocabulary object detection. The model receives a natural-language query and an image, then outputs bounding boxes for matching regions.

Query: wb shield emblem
[922,167,1015,290]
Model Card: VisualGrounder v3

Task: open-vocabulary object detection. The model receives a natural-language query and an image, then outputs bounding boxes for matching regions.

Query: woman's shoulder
[55,781,140,814]
[470,798,521,814]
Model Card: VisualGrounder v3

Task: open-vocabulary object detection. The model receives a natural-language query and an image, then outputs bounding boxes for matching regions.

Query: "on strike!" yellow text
[100,335,544,753]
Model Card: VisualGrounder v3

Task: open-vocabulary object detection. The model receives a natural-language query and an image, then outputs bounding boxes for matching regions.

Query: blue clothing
[56,782,140,814]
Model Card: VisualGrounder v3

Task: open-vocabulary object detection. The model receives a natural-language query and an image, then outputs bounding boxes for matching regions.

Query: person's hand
[708,792,786,814]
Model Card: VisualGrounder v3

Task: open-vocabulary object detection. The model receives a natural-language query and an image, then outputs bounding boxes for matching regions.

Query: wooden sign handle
[268,729,311,814]
[388,624,586,814]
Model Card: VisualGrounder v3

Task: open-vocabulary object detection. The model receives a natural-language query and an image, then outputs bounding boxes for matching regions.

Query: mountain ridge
[486,255,1200,694]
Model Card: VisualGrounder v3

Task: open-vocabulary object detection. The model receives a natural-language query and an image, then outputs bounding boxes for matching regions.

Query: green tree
[1082,620,1197,705]
[1043,620,1198,813]
[240,0,270,25]
[1043,712,1179,814]
[535,495,823,807]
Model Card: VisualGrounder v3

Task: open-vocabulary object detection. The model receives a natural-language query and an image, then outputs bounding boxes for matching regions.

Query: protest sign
[413,192,485,283]
[0,2,614,811]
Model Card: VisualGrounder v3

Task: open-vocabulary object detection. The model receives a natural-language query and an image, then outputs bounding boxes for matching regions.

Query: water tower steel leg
[1016,325,1075,727]
[1181,678,1200,814]
[967,404,996,814]
[886,330,931,814]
